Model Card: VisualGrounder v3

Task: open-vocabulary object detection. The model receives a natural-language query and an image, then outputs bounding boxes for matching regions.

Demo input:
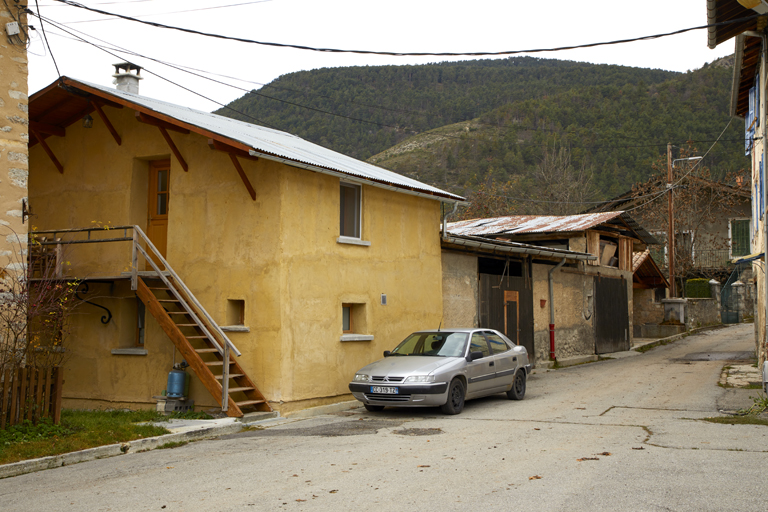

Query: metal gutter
[442,235,596,261]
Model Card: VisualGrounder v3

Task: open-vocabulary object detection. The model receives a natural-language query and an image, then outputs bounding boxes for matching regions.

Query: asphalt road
[2,324,767,511]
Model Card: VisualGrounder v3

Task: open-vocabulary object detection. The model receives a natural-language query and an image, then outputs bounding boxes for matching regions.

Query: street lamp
[672,156,702,168]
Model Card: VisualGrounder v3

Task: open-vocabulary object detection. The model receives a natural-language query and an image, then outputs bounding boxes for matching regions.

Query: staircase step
[158,299,180,303]
[235,399,266,407]
[227,387,255,393]
[148,287,170,290]
[216,373,244,380]
[175,324,199,327]
[195,348,220,353]
[186,336,209,339]
[205,361,233,367]
[167,312,190,316]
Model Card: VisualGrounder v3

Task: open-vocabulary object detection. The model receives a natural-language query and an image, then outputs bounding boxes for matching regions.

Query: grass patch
[700,416,768,426]
[157,441,188,450]
[0,409,172,465]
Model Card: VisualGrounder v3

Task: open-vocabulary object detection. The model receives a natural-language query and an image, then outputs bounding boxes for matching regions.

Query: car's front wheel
[506,370,526,400]
[440,378,465,415]
[364,404,384,412]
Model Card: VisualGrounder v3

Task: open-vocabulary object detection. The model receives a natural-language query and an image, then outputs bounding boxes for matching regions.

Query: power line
[35,11,753,169]
[63,0,274,24]
[50,1,765,57]
[36,0,61,77]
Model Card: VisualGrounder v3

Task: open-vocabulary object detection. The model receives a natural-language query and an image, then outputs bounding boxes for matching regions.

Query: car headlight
[404,375,435,383]
[353,374,370,382]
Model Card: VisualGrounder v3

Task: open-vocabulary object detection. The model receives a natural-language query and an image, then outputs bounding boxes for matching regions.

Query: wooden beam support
[91,101,122,146]
[135,111,190,134]
[30,121,65,137]
[229,153,256,201]
[158,126,188,172]
[30,128,63,173]
[207,138,259,161]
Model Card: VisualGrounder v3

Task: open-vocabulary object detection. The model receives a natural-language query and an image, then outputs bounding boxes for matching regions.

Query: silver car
[348,329,531,415]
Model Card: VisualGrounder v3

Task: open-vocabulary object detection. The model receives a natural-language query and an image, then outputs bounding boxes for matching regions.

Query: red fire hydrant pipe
[548,258,566,361]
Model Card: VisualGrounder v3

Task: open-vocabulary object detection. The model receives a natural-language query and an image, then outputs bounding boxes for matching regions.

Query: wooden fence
[1,367,63,428]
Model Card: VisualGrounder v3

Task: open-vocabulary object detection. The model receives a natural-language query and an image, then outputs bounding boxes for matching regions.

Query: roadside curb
[0,416,265,480]
[632,323,730,353]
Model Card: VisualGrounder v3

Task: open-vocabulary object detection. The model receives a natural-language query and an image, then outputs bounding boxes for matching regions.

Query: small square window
[227,299,245,326]
[342,304,353,333]
[340,183,361,238]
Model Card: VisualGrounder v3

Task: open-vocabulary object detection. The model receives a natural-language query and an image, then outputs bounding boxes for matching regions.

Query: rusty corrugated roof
[447,211,658,245]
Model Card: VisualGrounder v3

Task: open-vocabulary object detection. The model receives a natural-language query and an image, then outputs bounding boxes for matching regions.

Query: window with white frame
[340,182,361,239]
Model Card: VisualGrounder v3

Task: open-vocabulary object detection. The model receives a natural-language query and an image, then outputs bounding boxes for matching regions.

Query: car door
[464,332,496,398]
[485,331,518,392]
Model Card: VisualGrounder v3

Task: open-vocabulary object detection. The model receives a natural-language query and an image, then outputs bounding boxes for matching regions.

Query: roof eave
[43,78,465,204]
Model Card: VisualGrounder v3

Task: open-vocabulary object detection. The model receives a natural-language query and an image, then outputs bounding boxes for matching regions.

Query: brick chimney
[112,62,142,94]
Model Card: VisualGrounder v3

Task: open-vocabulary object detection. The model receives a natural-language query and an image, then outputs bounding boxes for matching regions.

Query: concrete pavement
[1,323,766,511]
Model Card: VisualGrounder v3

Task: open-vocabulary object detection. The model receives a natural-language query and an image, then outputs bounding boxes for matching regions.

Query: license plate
[370,386,398,394]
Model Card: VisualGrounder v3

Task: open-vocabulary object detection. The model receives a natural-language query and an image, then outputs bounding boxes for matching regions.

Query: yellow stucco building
[28,70,462,415]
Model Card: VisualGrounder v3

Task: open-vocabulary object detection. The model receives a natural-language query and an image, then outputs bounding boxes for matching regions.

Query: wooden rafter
[29,121,64,137]
[91,101,122,146]
[30,128,63,174]
[135,111,189,134]
[158,126,188,172]
[228,153,256,201]
[207,138,259,161]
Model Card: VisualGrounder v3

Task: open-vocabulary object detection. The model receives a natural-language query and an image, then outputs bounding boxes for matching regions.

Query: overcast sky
[27,0,735,112]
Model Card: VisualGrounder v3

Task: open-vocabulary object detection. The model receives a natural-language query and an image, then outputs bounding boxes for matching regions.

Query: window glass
[390,332,467,357]
[486,332,512,353]
[342,305,352,332]
[469,333,490,359]
[731,219,750,257]
[340,183,361,238]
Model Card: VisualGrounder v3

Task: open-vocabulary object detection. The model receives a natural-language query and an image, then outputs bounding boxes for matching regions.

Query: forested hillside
[219,56,748,203]
[219,57,677,160]
[369,58,747,199]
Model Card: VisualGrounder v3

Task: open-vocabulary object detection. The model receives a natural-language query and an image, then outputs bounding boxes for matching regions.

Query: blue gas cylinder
[167,369,187,398]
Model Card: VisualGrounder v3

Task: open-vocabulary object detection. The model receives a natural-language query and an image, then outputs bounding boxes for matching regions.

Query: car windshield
[390,332,468,357]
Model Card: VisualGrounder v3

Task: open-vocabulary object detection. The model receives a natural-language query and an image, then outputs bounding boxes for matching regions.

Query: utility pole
[667,143,676,298]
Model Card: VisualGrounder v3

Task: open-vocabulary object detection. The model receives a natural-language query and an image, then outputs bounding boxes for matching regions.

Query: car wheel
[506,370,526,400]
[440,378,465,415]
[364,404,384,412]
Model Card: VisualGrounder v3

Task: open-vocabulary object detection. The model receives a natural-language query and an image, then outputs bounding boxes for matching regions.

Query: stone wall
[686,298,721,330]
[0,6,28,269]
[633,288,664,335]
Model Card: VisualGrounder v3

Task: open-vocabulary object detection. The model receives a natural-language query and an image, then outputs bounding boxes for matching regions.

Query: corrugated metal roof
[447,211,658,245]
[47,78,464,202]
[449,212,623,236]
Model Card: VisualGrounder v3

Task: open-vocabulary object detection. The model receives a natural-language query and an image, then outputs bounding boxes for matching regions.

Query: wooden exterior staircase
[129,227,271,418]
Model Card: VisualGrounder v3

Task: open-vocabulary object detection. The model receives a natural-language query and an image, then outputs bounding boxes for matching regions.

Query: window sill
[337,236,371,247]
[221,325,250,333]
[340,334,374,342]
[111,348,148,356]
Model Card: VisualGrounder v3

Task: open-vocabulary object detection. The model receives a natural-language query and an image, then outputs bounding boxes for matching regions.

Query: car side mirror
[383,351,391,357]
[468,351,484,361]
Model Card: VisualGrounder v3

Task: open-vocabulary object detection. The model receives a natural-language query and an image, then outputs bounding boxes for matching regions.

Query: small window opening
[340,183,361,238]
[227,299,245,326]
[136,298,145,346]
[342,304,353,333]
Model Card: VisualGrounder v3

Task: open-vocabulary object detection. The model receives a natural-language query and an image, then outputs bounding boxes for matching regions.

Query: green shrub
[686,278,711,298]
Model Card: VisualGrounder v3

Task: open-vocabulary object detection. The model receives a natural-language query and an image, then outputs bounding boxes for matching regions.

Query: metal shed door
[594,276,629,354]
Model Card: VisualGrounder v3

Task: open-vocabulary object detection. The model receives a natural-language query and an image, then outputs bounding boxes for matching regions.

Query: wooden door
[147,160,170,268]
[504,290,519,344]
[594,276,630,354]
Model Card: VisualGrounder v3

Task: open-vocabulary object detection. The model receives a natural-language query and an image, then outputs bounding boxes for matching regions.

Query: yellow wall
[29,99,444,412]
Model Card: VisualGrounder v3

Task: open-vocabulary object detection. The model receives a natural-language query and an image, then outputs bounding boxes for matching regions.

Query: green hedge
[686,278,711,298]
